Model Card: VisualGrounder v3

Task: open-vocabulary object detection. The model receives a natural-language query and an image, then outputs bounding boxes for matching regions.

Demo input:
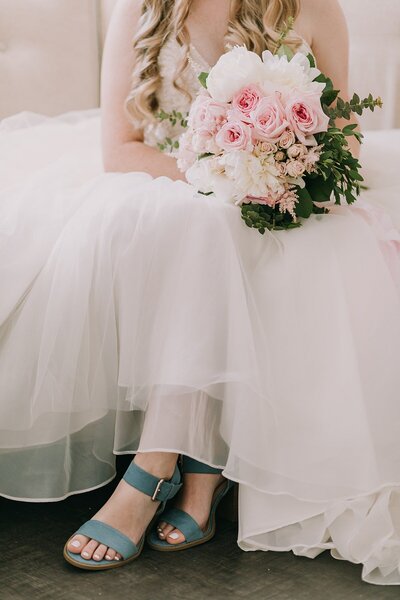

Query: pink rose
[286,160,306,178]
[251,93,289,143]
[215,121,253,151]
[177,131,197,171]
[254,141,277,156]
[275,151,286,162]
[191,128,220,154]
[275,162,288,176]
[188,95,228,134]
[285,93,330,145]
[232,85,264,123]
[287,143,306,159]
[278,130,296,149]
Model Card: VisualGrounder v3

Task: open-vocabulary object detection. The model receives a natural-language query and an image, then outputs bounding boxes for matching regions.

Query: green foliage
[155,49,383,234]
[295,187,314,218]
[157,137,179,153]
[156,108,188,128]
[273,16,295,56]
[198,72,209,89]
[306,53,316,68]
[241,202,301,233]
[155,108,189,152]
[277,44,294,60]
[326,93,383,121]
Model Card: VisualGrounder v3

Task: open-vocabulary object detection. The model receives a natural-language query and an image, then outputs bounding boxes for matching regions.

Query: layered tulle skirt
[1,110,400,584]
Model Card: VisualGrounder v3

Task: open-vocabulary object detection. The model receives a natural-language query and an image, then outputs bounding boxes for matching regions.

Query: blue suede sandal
[147,456,234,552]
[63,461,182,570]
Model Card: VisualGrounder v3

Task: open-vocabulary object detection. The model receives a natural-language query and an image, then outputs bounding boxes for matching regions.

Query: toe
[105,548,117,561]
[159,523,174,539]
[115,553,122,561]
[67,534,90,554]
[157,521,167,533]
[166,528,186,545]
[81,539,100,560]
[93,544,108,561]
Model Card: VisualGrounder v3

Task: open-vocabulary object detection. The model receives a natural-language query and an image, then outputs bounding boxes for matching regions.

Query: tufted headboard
[0,0,399,130]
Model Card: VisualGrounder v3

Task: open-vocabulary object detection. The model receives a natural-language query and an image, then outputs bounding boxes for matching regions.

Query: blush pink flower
[287,143,306,159]
[188,95,228,134]
[286,160,306,178]
[304,147,322,172]
[250,93,289,143]
[232,85,264,123]
[285,93,330,145]
[215,121,253,152]
[278,130,296,149]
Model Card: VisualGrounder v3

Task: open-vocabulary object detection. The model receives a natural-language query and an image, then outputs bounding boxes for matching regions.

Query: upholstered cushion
[339,0,400,130]
[0,0,101,118]
[0,0,399,130]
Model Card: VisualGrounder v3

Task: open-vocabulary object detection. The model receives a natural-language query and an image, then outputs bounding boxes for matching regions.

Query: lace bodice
[142,35,313,149]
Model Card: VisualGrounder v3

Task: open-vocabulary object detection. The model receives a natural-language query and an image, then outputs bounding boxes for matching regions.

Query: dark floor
[1,457,397,600]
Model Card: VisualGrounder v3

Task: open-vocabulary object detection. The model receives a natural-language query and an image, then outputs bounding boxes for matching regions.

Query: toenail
[168,532,180,540]
[157,527,162,532]
[93,555,100,560]
[71,540,81,548]
[115,557,121,561]
[105,555,112,560]
[159,532,165,538]
[82,551,90,558]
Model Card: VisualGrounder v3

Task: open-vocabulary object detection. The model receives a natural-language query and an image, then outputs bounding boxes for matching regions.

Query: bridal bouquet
[160,37,382,233]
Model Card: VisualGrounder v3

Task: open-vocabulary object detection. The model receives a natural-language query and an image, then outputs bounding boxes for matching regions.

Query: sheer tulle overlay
[1,107,400,584]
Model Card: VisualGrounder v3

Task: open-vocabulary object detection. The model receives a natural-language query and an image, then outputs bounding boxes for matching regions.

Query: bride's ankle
[134,451,178,480]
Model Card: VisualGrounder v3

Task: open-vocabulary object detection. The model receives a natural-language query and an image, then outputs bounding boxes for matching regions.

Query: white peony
[260,51,325,100]
[185,156,238,203]
[206,46,265,103]
[185,157,217,195]
[218,151,283,204]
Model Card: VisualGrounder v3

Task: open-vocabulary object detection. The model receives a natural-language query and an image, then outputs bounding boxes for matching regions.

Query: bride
[1,0,400,584]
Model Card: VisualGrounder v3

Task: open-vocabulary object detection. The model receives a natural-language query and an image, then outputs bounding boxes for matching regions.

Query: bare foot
[157,472,225,545]
[66,452,178,562]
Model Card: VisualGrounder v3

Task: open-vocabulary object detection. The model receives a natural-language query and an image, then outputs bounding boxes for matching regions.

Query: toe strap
[162,508,203,543]
[75,519,138,559]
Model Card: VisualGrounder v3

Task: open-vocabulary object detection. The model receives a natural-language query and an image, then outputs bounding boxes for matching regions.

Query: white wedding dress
[1,36,400,585]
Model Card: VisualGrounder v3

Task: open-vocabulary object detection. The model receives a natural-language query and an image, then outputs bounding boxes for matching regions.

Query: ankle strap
[123,462,182,502]
[182,455,222,475]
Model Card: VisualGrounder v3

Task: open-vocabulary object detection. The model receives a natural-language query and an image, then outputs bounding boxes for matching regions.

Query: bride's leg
[67,451,178,561]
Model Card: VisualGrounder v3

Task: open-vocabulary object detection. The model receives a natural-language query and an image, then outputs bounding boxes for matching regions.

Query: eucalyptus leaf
[198,72,209,89]
[277,44,294,60]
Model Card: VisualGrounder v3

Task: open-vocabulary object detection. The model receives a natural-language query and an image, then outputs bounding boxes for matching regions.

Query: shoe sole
[63,509,158,571]
[63,543,143,571]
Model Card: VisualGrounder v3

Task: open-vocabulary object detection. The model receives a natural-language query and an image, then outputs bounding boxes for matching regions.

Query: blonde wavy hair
[126,0,301,127]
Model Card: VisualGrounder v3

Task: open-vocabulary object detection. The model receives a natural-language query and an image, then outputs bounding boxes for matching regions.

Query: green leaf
[307,53,316,68]
[295,187,314,218]
[322,89,339,106]
[349,169,364,181]
[305,174,334,203]
[198,72,209,89]
[277,44,294,60]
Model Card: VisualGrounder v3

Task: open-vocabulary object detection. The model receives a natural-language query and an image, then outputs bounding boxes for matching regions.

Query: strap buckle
[151,478,165,501]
